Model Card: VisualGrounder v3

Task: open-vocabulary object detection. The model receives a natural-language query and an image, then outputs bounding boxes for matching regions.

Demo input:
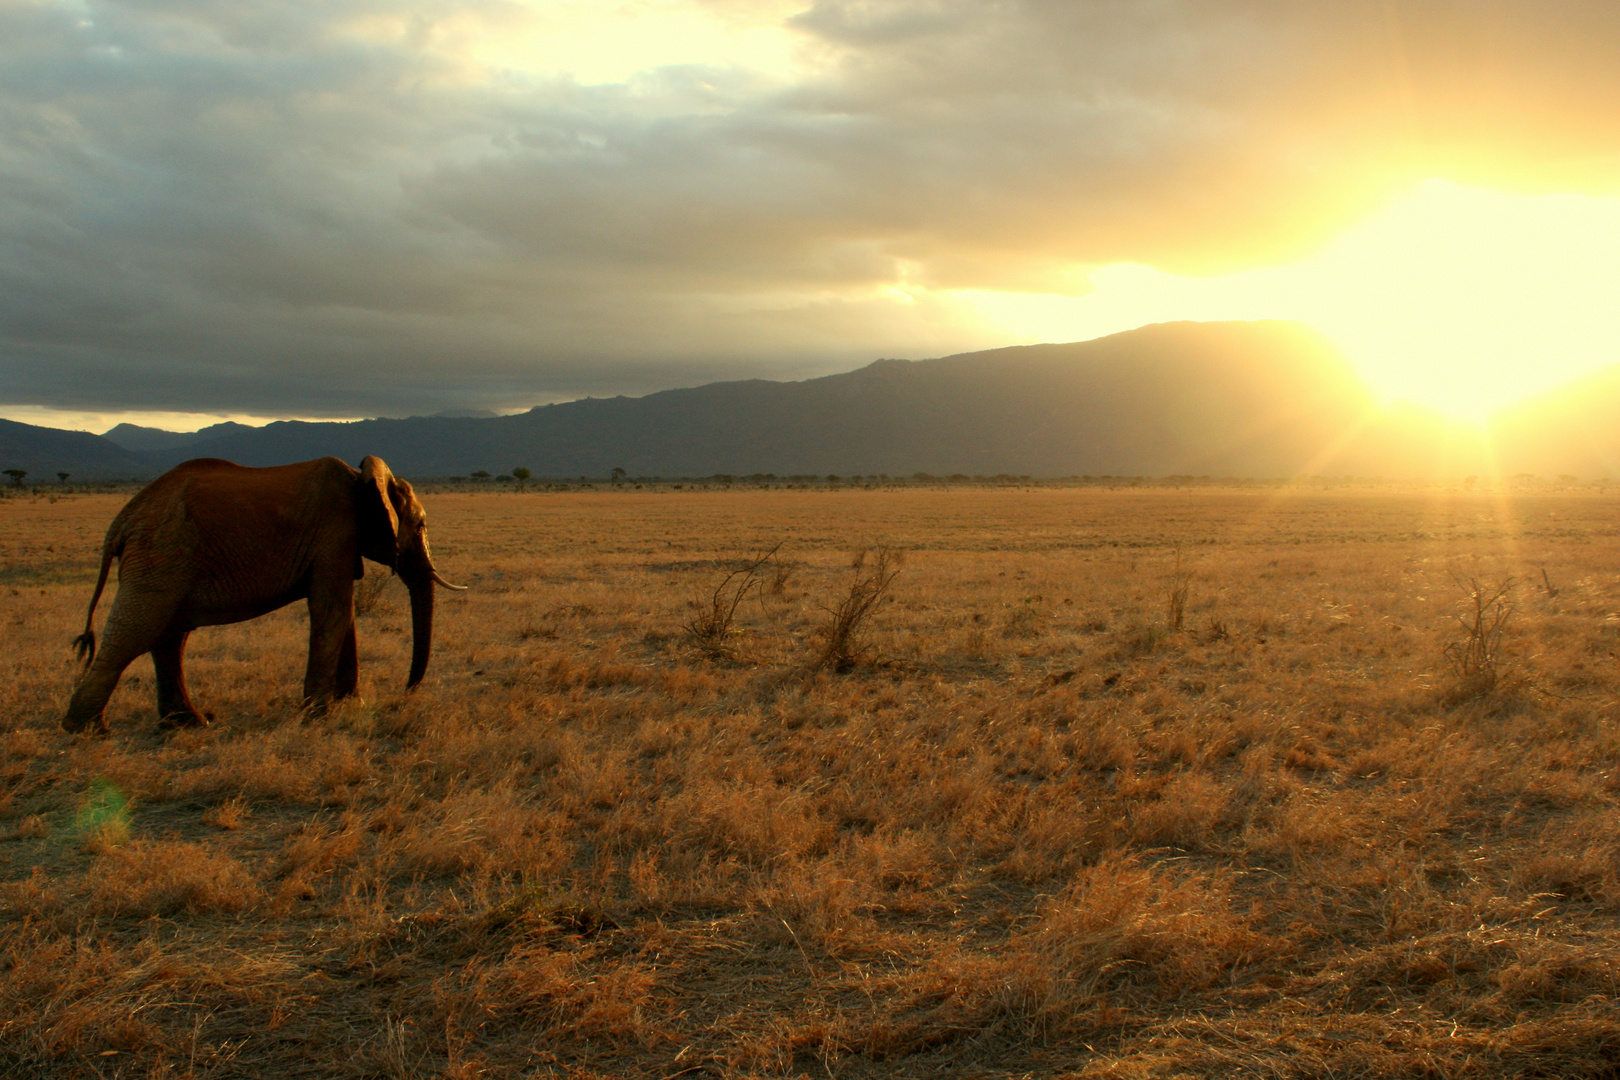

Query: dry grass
[3,483,1620,1077]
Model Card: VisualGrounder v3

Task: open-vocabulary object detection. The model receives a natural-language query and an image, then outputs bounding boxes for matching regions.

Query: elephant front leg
[153,630,208,728]
[303,582,356,713]
[335,625,359,701]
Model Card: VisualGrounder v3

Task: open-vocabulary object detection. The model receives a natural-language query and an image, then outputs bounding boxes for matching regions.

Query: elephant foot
[62,711,108,735]
[158,708,209,730]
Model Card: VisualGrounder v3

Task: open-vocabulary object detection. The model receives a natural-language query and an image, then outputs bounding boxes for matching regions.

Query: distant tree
[57,472,70,484]
[610,467,627,485]
[470,470,491,481]
[512,466,531,485]
[3,469,25,487]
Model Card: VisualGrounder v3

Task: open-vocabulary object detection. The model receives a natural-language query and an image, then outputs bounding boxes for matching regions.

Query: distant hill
[7,320,1619,482]
[101,421,257,453]
[0,419,147,482]
[140,321,1424,479]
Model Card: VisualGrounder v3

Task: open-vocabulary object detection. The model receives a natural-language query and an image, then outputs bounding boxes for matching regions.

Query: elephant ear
[358,455,400,561]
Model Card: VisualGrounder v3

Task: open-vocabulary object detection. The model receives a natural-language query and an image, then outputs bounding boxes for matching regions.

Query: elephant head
[358,455,466,687]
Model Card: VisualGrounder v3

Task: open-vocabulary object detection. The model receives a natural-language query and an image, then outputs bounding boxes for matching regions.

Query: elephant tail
[72,533,119,668]
[72,628,97,667]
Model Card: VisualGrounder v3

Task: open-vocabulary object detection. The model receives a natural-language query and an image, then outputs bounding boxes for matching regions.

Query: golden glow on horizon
[0,406,348,436]
[961,181,1620,419]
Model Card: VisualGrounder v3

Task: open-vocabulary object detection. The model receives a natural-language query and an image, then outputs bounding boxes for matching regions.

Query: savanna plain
[3,484,1619,1079]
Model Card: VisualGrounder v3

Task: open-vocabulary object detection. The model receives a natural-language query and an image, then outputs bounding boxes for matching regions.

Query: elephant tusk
[431,570,468,591]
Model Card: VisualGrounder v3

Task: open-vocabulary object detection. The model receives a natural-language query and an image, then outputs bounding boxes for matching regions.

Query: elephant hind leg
[63,583,186,734]
[62,632,150,734]
[153,629,207,729]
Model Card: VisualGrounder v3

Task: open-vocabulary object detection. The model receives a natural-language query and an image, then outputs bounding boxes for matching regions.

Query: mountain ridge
[0,419,148,482]
[135,321,1382,478]
[102,421,258,453]
[4,320,1617,482]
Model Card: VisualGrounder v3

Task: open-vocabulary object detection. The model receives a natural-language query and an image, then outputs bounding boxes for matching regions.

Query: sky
[4,0,1620,432]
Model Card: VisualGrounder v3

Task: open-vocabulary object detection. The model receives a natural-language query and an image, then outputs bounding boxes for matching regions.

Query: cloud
[3,0,1618,420]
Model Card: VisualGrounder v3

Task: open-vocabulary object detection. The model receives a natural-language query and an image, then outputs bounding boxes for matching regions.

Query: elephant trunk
[406,576,434,689]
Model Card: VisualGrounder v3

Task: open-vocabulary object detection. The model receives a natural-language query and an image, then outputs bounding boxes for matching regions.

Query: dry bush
[1165,544,1192,631]
[684,543,781,659]
[809,545,903,673]
[1443,573,1517,702]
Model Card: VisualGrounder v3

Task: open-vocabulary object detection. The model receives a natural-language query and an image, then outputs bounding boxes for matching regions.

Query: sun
[959,181,1620,420]
[1292,182,1620,418]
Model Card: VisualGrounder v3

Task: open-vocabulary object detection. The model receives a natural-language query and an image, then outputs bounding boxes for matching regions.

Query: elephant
[62,455,464,733]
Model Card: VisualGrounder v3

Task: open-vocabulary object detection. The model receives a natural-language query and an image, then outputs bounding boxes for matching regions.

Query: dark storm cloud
[3,0,1618,419]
